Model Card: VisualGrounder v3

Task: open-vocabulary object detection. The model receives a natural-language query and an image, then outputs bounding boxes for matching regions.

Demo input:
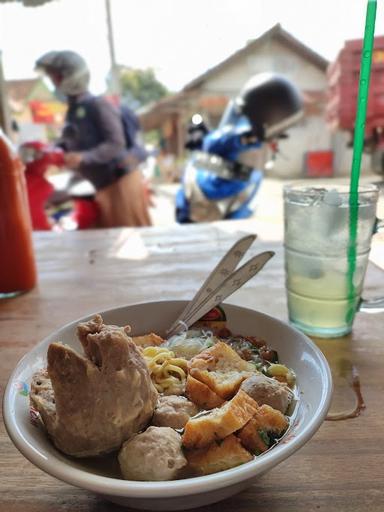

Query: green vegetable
[259,430,270,447]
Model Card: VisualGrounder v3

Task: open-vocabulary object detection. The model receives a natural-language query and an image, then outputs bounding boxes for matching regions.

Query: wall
[270,115,330,178]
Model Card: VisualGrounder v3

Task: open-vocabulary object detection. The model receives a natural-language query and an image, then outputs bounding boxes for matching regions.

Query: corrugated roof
[183,24,329,91]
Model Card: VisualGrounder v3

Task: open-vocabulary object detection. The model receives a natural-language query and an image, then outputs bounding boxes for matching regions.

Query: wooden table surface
[1,220,384,512]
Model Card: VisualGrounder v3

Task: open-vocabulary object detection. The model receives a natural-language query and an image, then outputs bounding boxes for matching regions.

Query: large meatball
[152,395,199,429]
[241,373,293,413]
[30,315,158,457]
[118,426,187,481]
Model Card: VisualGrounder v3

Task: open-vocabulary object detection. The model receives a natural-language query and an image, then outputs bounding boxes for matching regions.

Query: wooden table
[1,221,384,512]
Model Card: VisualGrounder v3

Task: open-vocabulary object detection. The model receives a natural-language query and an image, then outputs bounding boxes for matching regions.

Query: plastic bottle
[0,130,37,297]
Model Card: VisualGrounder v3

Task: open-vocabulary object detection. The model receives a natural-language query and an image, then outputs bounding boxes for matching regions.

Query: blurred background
[1,0,384,229]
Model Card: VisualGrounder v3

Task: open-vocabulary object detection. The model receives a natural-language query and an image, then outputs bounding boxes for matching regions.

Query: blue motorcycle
[176,73,303,223]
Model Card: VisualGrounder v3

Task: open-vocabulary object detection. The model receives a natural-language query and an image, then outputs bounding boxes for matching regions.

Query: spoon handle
[167,250,274,337]
[166,234,256,336]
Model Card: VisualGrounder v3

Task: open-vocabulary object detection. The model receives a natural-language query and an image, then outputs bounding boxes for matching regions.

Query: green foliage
[118,67,169,109]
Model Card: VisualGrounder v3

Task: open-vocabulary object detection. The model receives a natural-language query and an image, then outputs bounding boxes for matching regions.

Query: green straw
[347,0,377,321]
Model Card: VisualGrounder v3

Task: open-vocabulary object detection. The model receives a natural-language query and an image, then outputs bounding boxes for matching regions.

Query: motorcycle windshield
[218,100,252,132]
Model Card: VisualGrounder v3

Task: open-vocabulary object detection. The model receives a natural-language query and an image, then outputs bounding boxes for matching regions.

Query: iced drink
[284,184,378,338]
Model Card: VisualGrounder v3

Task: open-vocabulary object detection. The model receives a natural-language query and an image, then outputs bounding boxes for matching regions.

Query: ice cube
[323,189,342,207]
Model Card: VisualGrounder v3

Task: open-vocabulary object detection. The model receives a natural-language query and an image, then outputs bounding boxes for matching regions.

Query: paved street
[150,175,384,233]
[149,175,384,269]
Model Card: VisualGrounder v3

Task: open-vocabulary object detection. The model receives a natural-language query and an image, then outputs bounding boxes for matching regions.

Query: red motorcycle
[20,141,99,230]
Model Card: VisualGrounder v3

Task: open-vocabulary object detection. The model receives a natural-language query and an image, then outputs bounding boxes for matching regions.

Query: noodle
[143,346,188,394]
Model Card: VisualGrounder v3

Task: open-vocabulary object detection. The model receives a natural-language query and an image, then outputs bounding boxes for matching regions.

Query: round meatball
[152,395,199,429]
[118,426,187,481]
[241,373,293,413]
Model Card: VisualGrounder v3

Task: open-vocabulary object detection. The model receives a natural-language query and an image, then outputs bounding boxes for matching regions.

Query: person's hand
[64,152,83,169]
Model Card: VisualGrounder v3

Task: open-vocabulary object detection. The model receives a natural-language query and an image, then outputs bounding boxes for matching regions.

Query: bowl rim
[3,300,333,499]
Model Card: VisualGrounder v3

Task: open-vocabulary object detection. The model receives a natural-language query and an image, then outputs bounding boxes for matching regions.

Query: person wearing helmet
[35,50,151,227]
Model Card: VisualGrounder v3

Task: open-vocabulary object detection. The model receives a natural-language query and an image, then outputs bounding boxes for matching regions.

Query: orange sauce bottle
[0,132,37,297]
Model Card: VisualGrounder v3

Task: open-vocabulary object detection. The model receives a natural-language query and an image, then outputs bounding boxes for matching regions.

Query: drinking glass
[284,183,384,338]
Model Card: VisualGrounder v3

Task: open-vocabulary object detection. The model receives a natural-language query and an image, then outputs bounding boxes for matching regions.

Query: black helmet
[222,73,303,140]
[35,50,90,96]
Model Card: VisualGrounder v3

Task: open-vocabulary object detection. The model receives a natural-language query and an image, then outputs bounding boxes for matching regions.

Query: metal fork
[166,234,274,338]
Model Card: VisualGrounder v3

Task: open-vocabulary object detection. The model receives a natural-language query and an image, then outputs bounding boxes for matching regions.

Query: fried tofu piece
[252,404,289,433]
[182,389,258,449]
[238,404,289,454]
[237,418,269,454]
[188,342,255,399]
[186,435,253,475]
[132,333,164,348]
[185,375,225,410]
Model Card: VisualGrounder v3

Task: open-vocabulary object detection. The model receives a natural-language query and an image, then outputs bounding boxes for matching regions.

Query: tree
[116,66,169,110]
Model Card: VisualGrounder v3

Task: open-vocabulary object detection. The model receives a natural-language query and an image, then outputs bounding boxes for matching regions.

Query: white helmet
[35,50,90,96]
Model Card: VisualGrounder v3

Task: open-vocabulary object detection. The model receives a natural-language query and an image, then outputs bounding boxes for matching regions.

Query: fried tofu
[237,418,269,454]
[132,333,164,348]
[185,375,225,410]
[182,389,258,449]
[237,404,289,454]
[188,342,255,399]
[252,404,289,433]
[186,435,253,475]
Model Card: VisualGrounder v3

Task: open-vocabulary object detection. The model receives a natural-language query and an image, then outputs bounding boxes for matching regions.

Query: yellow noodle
[164,364,186,378]
[171,358,189,369]
[143,346,188,394]
[151,353,168,364]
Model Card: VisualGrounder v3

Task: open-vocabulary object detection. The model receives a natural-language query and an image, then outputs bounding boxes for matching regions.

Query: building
[6,77,66,141]
[140,24,364,179]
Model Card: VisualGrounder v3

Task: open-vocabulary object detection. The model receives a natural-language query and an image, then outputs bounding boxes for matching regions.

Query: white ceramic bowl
[3,301,332,511]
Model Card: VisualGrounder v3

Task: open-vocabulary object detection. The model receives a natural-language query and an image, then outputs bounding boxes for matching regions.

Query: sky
[0,0,383,94]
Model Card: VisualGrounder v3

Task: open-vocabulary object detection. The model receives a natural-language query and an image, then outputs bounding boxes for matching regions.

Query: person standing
[35,50,151,227]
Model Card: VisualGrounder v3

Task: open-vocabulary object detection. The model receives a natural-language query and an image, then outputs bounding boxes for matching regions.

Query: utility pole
[105,0,121,96]
[0,51,11,136]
